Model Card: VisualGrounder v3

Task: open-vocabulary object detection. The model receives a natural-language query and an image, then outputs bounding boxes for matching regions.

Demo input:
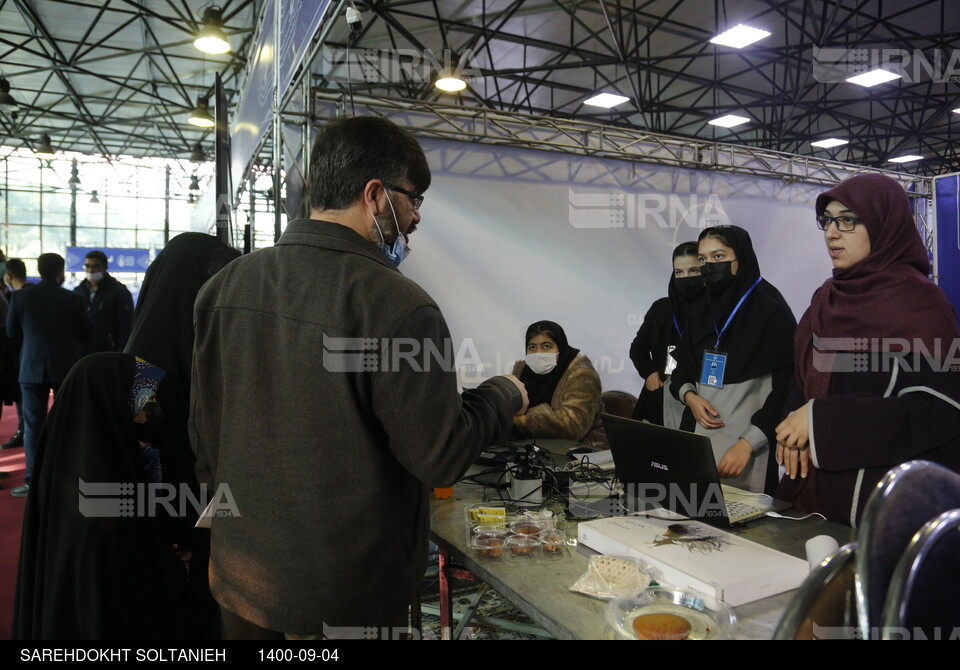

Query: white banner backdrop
[399,138,835,396]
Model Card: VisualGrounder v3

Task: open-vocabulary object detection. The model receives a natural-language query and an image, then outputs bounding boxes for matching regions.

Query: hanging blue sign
[66,247,153,273]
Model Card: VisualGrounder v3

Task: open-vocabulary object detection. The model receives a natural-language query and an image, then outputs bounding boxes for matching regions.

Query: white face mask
[86,271,103,283]
[525,353,558,375]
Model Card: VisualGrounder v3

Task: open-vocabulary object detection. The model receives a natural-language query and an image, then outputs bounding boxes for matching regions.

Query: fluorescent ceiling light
[810,138,849,149]
[710,24,771,48]
[953,108,960,114]
[708,114,750,128]
[846,69,901,87]
[435,77,467,92]
[584,92,630,108]
[888,155,922,164]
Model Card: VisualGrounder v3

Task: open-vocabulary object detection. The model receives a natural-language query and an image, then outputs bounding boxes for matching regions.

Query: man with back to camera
[74,250,134,353]
[0,258,32,450]
[189,116,528,639]
[7,253,92,497]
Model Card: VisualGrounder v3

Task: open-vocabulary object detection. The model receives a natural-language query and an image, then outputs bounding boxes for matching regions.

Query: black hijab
[14,353,187,639]
[125,233,239,494]
[518,321,581,407]
[666,241,706,342]
[674,226,796,384]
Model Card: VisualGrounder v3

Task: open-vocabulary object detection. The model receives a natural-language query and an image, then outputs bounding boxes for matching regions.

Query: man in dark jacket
[74,250,134,353]
[7,253,92,496]
[190,117,527,638]
[1,258,32,449]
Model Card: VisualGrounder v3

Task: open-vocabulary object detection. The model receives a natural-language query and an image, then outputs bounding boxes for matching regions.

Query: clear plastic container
[539,529,567,557]
[506,534,541,558]
[470,535,506,560]
[605,587,737,640]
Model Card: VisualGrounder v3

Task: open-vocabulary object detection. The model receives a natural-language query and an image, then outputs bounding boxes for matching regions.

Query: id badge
[664,345,678,375]
[699,349,727,388]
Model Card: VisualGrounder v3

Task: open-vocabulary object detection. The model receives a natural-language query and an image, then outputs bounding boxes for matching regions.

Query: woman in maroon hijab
[776,174,960,527]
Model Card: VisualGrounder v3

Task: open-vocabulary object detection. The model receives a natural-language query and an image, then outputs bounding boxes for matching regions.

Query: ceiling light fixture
[846,69,901,87]
[584,92,630,108]
[89,190,100,204]
[953,108,960,115]
[34,133,57,159]
[710,24,771,49]
[189,175,201,191]
[190,142,206,162]
[435,74,467,92]
[0,77,17,112]
[68,163,81,186]
[194,7,231,54]
[708,114,750,128]
[810,138,849,149]
[888,155,923,164]
[188,99,215,127]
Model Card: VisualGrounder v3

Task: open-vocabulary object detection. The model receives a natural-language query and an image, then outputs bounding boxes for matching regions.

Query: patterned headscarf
[128,357,166,415]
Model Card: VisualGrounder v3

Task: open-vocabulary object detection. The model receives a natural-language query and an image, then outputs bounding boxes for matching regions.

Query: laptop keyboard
[725,498,767,521]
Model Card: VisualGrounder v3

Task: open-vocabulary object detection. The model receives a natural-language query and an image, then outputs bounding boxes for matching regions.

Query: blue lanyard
[672,314,682,337]
[713,276,763,348]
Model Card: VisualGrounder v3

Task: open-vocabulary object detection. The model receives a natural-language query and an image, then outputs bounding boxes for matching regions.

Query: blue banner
[278,0,332,100]
[934,174,960,318]
[66,247,153,273]
[230,0,276,194]
[230,0,332,196]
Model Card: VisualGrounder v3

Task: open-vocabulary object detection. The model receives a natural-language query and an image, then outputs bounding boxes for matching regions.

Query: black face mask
[674,276,705,301]
[700,260,737,295]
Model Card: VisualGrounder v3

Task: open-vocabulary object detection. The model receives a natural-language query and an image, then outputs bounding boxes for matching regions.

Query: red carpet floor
[0,402,31,640]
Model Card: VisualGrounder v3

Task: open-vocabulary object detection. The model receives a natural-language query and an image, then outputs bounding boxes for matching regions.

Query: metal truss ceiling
[0,0,260,160]
[311,0,960,177]
[1,1,958,178]
[312,92,931,195]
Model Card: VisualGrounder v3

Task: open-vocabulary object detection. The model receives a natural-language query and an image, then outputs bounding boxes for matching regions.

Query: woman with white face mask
[511,321,606,448]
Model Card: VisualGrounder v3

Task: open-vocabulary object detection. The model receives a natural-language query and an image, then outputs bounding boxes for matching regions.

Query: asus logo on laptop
[651,461,668,471]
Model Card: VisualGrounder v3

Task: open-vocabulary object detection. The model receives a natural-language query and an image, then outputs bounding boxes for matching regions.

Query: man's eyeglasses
[816,215,862,232]
[386,184,424,210]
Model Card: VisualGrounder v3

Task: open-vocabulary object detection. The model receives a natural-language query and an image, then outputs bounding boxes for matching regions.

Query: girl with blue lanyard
[669,226,796,494]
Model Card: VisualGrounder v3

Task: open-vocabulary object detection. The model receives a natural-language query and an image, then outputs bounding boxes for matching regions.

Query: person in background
[669,226,796,494]
[15,353,190,639]
[7,253,92,497]
[1,258,31,450]
[512,320,606,448]
[74,250,134,353]
[776,174,960,526]
[630,241,704,428]
[125,232,240,638]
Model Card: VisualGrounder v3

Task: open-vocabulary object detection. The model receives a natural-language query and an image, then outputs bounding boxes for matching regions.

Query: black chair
[880,509,960,639]
[600,390,637,419]
[855,461,960,638]
[774,543,858,640]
